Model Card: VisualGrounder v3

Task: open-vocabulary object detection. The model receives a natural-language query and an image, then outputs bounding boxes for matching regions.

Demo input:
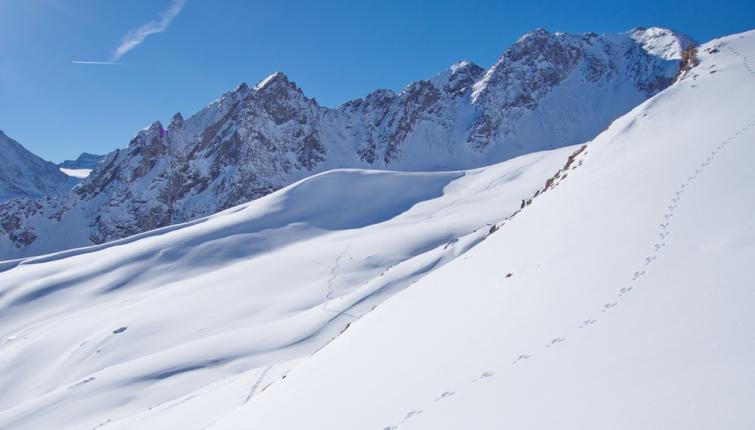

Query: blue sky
[1,0,753,162]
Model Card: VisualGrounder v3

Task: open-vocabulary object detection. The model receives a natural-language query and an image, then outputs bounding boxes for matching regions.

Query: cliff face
[0,27,694,259]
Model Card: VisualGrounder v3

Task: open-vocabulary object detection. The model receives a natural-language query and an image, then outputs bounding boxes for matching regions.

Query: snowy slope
[0,131,78,202]
[1,28,751,430]
[0,27,692,259]
[0,144,575,429]
[201,30,755,430]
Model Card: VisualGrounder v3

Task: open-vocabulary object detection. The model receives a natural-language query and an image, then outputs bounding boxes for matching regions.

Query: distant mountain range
[0,27,694,260]
[59,153,105,170]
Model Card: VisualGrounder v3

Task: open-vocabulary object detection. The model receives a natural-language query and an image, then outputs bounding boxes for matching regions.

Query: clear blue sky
[1,0,753,162]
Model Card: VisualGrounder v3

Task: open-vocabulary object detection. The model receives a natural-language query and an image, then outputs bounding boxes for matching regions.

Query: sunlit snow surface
[0,147,572,428]
[1,30,755,429]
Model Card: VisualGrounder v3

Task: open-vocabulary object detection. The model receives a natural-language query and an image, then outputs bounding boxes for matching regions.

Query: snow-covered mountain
[0,131,78,203]
[0,28,753,430]
[0,27,693,260]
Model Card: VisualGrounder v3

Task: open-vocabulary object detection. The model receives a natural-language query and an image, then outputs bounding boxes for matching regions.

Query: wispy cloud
[73,0,186,65]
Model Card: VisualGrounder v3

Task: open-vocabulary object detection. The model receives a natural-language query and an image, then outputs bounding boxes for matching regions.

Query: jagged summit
[429,60,485,92]
[168,112,184,131]
[255,71,293,91]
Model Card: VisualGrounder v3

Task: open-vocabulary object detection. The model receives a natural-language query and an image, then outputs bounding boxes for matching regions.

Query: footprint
[644,256,657,265]
[401,410,423,423]
[434,391,456,401]
[618,286,634,296]
[545,337,566,348]
[513,354,531,364]
[579,319,597,328]
[601,302,618,312]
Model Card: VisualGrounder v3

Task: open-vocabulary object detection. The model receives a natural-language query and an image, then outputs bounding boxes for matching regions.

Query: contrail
[110,0,186,63]
[72,0,186,65]
[71,61,125,65]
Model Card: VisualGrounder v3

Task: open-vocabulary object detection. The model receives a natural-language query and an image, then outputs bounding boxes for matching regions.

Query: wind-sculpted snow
[0,27,692,259]
[0,146,573,429]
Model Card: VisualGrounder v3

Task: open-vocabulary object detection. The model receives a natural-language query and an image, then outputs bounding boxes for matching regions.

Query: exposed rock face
[0,27,694,259]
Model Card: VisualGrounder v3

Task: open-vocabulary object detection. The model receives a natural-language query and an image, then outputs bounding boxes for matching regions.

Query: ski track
[325,246,351,300]
[320,246,360,319]
[380,49,755,428]
[244,365,274,404]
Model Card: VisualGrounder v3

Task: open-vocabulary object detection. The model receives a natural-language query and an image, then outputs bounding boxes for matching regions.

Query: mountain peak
[169,112,184,131]
[255,71,292,91]
[449,60,479,73]
[148,120,164,133]
[518,27,553,42]
[428,60,485,93]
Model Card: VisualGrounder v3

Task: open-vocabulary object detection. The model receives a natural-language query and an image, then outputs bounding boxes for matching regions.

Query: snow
[0,145,573,429]
[59,168,92,178]
[0,28,753,430]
